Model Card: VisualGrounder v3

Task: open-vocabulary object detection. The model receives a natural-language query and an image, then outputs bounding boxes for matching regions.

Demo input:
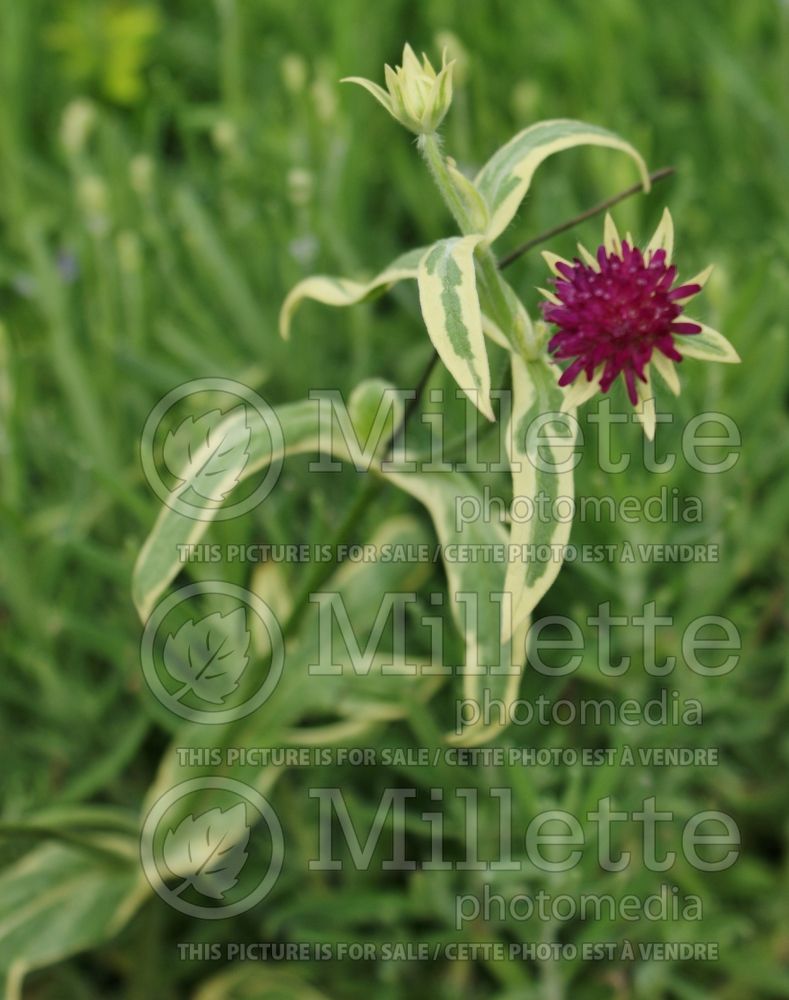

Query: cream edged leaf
[380,467,527,745]
[340,76,393,113]
[685,263,714,291]
[675,323,740,363]
[577,242,599,270]
[503,354,577,641]
[633,373,656,440]
[646,207,674,264]
[537,286,561,306]
[475,119,650,242]
[651,352,681,395]
[279,246,425,339]
[541,250,571,276]
[603,212,622,255]
[560,368,603,412]
[417,236,493,420]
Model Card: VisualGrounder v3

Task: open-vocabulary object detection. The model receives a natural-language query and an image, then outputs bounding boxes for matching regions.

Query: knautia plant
[133,43,740,747]
[539,210,738,437]
[276,46,738,731]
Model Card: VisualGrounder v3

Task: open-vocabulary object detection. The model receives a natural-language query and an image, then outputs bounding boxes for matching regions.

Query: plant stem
[417,132,472,232]
[383,350,440,458]
[497,165,676,269]
[282,473,384,639]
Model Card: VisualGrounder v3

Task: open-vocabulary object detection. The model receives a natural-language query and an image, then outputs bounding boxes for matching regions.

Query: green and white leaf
[132,379,410,621]
[279,246,426,339]
[445,159,490,233]
[142,516,440,826]
[475,118,650,242]
[0,839,141,1000]
[383,468,527,745]
[559,368,603,411]
[676,323,740,363]
[133,382,405,620]
[634,370,657,440]
[504,354,577,640]
[133,399,325,620]
[651,352,681,396]
[417,236,493,420]
[645,207,675,264]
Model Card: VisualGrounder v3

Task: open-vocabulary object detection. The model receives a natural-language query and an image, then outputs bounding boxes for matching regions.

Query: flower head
[539,210,738,437]
[342,43,454,135]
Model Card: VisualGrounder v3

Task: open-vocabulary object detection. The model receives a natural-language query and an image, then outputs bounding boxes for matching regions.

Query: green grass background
[0,0,787,997]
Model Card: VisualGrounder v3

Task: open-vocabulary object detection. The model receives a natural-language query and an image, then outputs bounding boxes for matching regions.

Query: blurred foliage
[0,0,787,997]
[44,0,161,105]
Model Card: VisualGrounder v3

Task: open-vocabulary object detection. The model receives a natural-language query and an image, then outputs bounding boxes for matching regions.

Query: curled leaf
[475,118,650,242]
[280,247,425,339]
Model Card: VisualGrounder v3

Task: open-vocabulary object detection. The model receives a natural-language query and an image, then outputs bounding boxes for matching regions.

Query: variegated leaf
[383,468,528,745]
[417,236,493,420]
[475,118,650,242]
[676,323,740,363]
[142,516,440,820]
[133,399,325,620]
[0,839,140,1000]
[504,354,577,639]
[133,381,403,621]
[279,246,425,339]
[445,159,490,233]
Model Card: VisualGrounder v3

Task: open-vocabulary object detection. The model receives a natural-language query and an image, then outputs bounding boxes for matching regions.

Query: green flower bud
[342,43,454,135]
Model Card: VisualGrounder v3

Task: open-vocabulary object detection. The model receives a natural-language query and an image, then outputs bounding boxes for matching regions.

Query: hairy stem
[417,132,472,231]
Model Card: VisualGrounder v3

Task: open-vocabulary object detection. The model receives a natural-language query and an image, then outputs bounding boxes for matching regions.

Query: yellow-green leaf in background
[194,964,329,1000]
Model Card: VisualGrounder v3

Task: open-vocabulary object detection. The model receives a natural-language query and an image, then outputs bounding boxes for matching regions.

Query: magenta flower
[539,210,739,437]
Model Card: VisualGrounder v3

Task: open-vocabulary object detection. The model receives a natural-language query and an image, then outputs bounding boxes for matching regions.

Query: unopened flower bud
[342,43,454,135]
